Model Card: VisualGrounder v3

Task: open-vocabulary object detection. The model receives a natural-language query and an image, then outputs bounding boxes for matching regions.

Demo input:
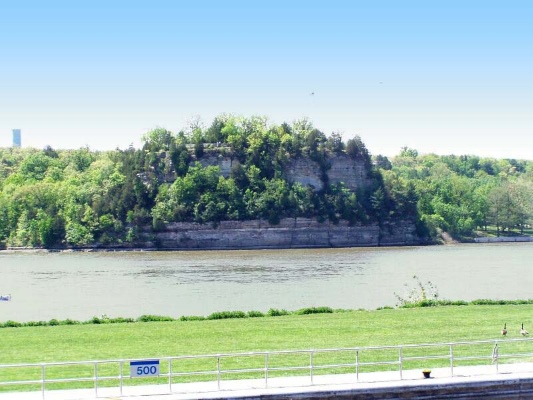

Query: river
[0,242,531,323]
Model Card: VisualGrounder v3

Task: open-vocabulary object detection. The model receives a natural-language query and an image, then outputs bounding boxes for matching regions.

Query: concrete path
[1,362,533,400]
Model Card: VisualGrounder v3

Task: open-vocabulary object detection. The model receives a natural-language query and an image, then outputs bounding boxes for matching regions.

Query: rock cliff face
[139,218,421,250]
[284,155,372,191]
[284,157,324,190]
[139,149,373,193]
[196,153,233,177]
[133,149,421,250]
[196,151,372,192]
[328,155,373,190]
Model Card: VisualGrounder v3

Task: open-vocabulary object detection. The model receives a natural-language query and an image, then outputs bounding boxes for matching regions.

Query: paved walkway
[2,362,533,400]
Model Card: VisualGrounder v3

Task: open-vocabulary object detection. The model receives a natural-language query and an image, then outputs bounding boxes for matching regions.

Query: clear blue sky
[1,1,532,159]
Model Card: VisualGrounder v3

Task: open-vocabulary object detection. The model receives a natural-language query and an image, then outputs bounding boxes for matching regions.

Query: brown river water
[0,242,532,322]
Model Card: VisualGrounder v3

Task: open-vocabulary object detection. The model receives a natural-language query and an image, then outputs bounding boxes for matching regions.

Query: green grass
[1,305,533,363]
[476,225,533,237]
[1,305,533,392]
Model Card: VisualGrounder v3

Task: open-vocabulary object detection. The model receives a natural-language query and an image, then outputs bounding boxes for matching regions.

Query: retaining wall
[474,236,533,243]
[221,375,533,400]
[141,218,422,250]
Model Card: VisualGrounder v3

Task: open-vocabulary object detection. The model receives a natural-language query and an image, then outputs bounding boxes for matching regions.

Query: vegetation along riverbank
[1,301,533,365]
[1,115,532,250]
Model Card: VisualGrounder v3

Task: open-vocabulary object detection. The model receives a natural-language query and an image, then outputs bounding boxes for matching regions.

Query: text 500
[137,365,158,375]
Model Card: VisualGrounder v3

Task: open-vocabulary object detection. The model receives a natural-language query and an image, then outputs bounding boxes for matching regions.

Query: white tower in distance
[12,129,21,148]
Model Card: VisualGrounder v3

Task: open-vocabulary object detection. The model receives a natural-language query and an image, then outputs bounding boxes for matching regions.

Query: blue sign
[130,359,160,377]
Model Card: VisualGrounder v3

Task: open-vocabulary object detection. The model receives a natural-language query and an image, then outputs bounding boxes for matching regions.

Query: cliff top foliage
[0,115,532,249]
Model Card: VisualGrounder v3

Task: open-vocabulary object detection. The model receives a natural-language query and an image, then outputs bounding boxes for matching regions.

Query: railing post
[41,364,45,400]
[355,350,359,382]
[493,341,499,373]
[120,361,123,396]
[217,356,221,390]
[264,353,269,388]
[94,362,98,398]
[449,344,454,376]
[399,346,403,380]
[310,351,314,385]
[168,358,173,393]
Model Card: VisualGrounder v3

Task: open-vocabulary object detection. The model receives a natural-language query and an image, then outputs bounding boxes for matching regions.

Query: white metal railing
[1,338,533,399]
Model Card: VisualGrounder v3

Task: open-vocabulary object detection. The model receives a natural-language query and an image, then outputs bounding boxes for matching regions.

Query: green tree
[142,128,175,152]
[326,132,345,154]
[345,136,372,169]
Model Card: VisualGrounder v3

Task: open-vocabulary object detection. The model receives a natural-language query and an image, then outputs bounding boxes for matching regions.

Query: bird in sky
[310,92,314,96]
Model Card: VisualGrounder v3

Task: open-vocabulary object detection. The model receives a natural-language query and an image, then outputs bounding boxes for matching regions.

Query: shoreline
[2,235,532,253]
[473,236,533,243]
[3,300,533,327]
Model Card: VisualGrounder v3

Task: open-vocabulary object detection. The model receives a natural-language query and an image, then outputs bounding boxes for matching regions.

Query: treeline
[0,115,532,248]
[379,147,533,239]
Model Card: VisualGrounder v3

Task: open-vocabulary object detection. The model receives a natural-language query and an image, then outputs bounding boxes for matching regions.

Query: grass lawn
[2,305,533,393]
[476,226,533,237]
[1,305,532,364]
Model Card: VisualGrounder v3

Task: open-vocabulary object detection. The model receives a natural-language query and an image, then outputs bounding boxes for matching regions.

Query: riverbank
[4,299,533,329]
[474,236,533,243]
[3,231,532,253]
[1,218,424,252]
[3,237,531,253]
[2,304,533,365]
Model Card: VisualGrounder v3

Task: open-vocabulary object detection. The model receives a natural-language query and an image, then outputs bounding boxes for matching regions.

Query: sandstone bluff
[132,149,423,250]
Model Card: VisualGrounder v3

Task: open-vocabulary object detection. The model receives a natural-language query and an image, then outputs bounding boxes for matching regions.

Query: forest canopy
[0,115,532,248]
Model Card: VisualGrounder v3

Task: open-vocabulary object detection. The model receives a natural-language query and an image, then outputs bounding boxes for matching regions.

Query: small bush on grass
[208,311,247,320]
[294,307,333,315]
[24,320,49,327]
[267,308,291,317]
[395,275,439,308]
[60,318,81,325]
[137,315,175,322]
[247,310,265,318]
[89,316,104,324]
[437,300,468,306]
[2,320,22,328]
[108,317,135,323]
[470,299,533,306]
[179,315,206,321]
